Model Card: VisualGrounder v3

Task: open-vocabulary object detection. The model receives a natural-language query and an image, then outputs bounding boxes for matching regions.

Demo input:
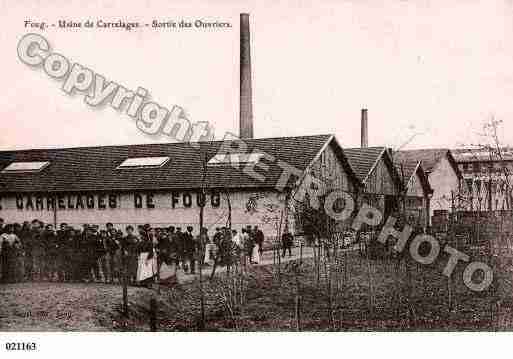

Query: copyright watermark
[17,33,214,148]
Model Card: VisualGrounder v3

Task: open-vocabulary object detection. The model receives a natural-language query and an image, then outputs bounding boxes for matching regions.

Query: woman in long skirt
[1,225,19,283]
[251,241,261,264]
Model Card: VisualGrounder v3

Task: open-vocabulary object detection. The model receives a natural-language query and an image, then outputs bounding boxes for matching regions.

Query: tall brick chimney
[361,108,368,148]
[239,13,253,139]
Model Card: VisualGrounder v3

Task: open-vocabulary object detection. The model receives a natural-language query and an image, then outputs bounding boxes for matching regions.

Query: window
[465,178,473,192]
[473,163,480,173]
[462,163,469,172]
[117,156,170,169]
[2,161,50,173]
[207,152,264,166]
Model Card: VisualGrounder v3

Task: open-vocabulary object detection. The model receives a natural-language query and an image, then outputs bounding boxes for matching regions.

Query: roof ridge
[0,133,334,153]
[396,148,449,152]
[345,146,388,150]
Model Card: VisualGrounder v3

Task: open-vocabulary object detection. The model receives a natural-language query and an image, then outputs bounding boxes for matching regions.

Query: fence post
[277,242,282,284]
[149,297,157,331]
[122,251,128,318]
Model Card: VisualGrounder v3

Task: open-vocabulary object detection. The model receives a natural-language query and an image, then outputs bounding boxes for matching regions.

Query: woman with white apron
[251,241,261,264]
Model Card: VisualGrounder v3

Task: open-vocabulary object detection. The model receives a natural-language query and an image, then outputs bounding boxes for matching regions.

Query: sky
[1,0,513,151]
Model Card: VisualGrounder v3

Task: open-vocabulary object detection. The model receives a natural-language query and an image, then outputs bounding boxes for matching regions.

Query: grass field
[113,249,508,331]
[1,249,511,331]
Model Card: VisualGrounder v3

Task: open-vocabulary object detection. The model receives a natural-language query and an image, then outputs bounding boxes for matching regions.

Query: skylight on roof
[208,152,264,166]
[117,156,170,169]
[2,161,50,173]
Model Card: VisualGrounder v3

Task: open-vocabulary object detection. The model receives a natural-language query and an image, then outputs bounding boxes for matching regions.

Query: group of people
[0,217,278,285]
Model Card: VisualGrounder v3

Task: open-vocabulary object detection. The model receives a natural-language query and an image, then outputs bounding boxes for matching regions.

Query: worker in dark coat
[19,222,32,281]
[123,225,139,285]
[213,227,222,247]
[30,222,44,281]
[62,226,75,282]
[175,227,185,270]
[219,230,236,273]
[55,223,70,282]
[97,230,110,283]
[0,225,23,283]
[89,226,103,282]
[183,226,196,274]
[0,226,14,283]
[157,228,172,266]
[79,225,90,281]
[69,229,82,281]
[281,229,294,257]
[13,232,25,282]
[167,226,180,267]
[254,225,265,257]
[81,225,98,282]
[106,230,121,284]
[42,224,57,281]
[105,223,119,283]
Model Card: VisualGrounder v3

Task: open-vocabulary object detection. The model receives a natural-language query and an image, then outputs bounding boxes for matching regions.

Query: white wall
[429,155,460,216]
[0,189,289,239]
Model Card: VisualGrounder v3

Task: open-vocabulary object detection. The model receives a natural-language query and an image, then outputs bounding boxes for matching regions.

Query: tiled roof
[393,149,449,173]
[0,134,358,193]
[394,161,433,195]
[452,148,513,163]
[394,161,418,182]
[343,147,388,182]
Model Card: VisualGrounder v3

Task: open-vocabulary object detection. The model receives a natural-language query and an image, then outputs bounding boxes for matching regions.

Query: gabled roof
[343,146,401,187]
[0,134,360,193]
[395,161,433,196]
[343,147,388,183]
[393,149,462,179]
[394,160,418,182]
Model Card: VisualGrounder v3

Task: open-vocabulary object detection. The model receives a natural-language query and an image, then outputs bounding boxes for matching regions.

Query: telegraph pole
[198,153,207,330]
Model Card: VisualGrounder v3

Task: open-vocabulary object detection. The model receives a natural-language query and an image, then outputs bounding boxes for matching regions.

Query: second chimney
[361,108,368,148]
[239,13,253,139]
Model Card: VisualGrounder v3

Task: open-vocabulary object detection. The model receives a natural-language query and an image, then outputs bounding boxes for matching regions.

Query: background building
[344,147,402,221]
[452,148,513,211]
[393,149,462,221]
[394,160,433,229]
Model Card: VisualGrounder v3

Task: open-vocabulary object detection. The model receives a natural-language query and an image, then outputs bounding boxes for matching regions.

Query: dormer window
[2,161,50,173]
[117,157,170,169]
[207,152,264,166]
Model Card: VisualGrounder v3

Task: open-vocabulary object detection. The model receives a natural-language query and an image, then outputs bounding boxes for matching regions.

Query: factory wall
[0,189,292,238]
[429,155,460,217]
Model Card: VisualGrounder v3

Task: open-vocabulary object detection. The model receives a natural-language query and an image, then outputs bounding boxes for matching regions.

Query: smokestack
[361,108,368,148]
[239,13,253,139]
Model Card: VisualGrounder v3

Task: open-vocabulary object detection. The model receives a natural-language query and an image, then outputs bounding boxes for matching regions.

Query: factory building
[0,14,418,240]
[393,149,462,222]
[0,134,361,238]
[452,148,513,211]
[394,160,433,229]
[344,146,402,221]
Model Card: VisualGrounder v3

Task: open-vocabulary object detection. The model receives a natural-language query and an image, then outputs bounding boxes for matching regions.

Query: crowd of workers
[0,218,297,285]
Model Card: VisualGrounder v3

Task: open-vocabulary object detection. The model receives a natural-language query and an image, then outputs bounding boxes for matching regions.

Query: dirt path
[0,246,317,331]
[0,282,151,331]
[176,245,315,284]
